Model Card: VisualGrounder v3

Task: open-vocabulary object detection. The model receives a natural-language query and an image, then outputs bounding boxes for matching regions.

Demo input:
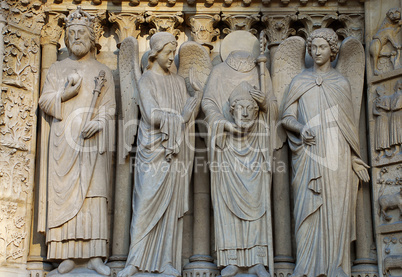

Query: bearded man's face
[67,25,92,58]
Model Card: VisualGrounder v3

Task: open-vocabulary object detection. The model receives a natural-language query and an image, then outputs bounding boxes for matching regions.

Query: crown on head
[65,6,94,29]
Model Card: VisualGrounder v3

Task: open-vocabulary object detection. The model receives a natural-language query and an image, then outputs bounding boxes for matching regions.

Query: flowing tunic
[282,68,360,277]
[390,90,402,146]
[202,56,275,275]
[39,58,115,259]
[373,95,391,150]
[125,71,194,272]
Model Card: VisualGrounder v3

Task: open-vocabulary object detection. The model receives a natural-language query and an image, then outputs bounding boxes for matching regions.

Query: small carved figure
[202,39,277,275]
[378,187,402,221]
[390,79,402,155]
[370,8,402,75]
[373,85,391,159]
[279,28,369,277]
[38,7,115,275]
[117,32,210,277]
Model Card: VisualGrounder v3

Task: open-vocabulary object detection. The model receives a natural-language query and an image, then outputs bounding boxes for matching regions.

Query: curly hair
[307,28,339,62]
[147,32,177,70]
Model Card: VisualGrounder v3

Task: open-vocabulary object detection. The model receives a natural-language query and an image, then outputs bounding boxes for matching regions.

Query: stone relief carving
[109,12,145,46]
[261,14,297,48]
[370,8,402,76]
[280,28,367,276]
[37,7,116,276]
[202,30,277,277]
[117,32,205,277]
[221,14,260,35]
[187,14,220,50]
[145,12,184,38]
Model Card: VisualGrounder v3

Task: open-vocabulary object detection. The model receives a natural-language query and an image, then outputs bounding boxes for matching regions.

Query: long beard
[71,42,91,58]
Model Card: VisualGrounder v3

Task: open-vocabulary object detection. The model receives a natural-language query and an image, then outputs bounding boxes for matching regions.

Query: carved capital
[40,12,65,47]
[337,14,364,43]
[187,14,220,50]
[262,14,297,47]
[145,12,184,38]
[88,10,106,52]
[109,12,145,46]
[221,14,260,36]
[296,13,337,38]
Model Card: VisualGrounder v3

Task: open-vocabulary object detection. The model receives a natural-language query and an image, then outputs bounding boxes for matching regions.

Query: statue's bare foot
[249,264,270,277]
[162,263,180,277]
[117,265,139,277]
[88,257,111,276]
[221,265,239,277]
[58,259,75,274]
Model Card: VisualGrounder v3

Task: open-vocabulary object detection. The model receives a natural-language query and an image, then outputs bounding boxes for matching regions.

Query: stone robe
[282,68,361,277]
[39,58,115,259]
[373,95,391,150]
[125,70,194,272]
[202,53,275,275]
[390,89,402,146]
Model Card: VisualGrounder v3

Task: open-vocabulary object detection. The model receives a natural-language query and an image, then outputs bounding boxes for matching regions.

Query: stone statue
[390,79,402,155]
[279,28,370,277]
[117,32,210,277]
[369,7,402,75]
[38,7,115,275]
[373,85,391,160]
[202,43,277,276]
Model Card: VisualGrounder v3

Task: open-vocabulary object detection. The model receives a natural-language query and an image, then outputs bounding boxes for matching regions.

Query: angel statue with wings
[117,32,211,277]
[276,28,370,276]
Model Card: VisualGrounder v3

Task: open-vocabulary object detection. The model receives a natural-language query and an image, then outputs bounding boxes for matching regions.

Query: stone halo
[220,30,260,61]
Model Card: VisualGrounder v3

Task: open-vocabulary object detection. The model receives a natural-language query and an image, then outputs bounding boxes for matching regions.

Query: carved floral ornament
[145,11,184,38]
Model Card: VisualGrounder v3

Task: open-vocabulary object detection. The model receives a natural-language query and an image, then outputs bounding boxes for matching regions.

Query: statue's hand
[62,75,82,102]
[182,97,197,123]
[352,157,370,182]
[224,121,243,136]
[82,120,102,139]
[249,87,266,106]
[189,67,203,93]
[301,127,315,146]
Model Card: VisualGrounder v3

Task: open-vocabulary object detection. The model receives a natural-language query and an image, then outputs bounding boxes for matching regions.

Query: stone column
[183,14,219,277]
[107,12,145,276]
[27,11,64,277]
[351,98,378,277]
[262,14,297,277]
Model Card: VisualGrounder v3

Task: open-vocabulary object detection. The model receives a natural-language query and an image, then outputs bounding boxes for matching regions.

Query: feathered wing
[178,41,212,97]
[118,36,141,163]
[272,36,306,149]
[335,37,365,127]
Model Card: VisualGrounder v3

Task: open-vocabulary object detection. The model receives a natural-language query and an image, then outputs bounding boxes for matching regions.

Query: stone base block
[351,262,379,277]
[0,267,29,277]
[47,267,108,277]
[27,261,53,277]
[273,262,295,277]
[183,255,219,277]
[108,261,126,277]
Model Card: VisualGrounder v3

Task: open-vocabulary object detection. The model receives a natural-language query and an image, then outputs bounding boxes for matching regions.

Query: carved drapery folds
[187,14,220,50]
[145,11,184,38]
[221,13,260,35]
[109,12,145,46]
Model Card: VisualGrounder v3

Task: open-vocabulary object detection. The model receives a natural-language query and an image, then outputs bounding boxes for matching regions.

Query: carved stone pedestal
[47,267,108,277]
[273,256,295,277]
[27,261,53,277]
[183,255,219,277]
[107,260,126,277]
[351,259,379,277]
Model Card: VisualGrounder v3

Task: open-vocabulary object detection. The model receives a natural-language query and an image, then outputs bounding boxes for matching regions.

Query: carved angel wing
[335,37,365,127]
[272,36,306,148]
[118,36,141,163]
[177,41,212,96]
